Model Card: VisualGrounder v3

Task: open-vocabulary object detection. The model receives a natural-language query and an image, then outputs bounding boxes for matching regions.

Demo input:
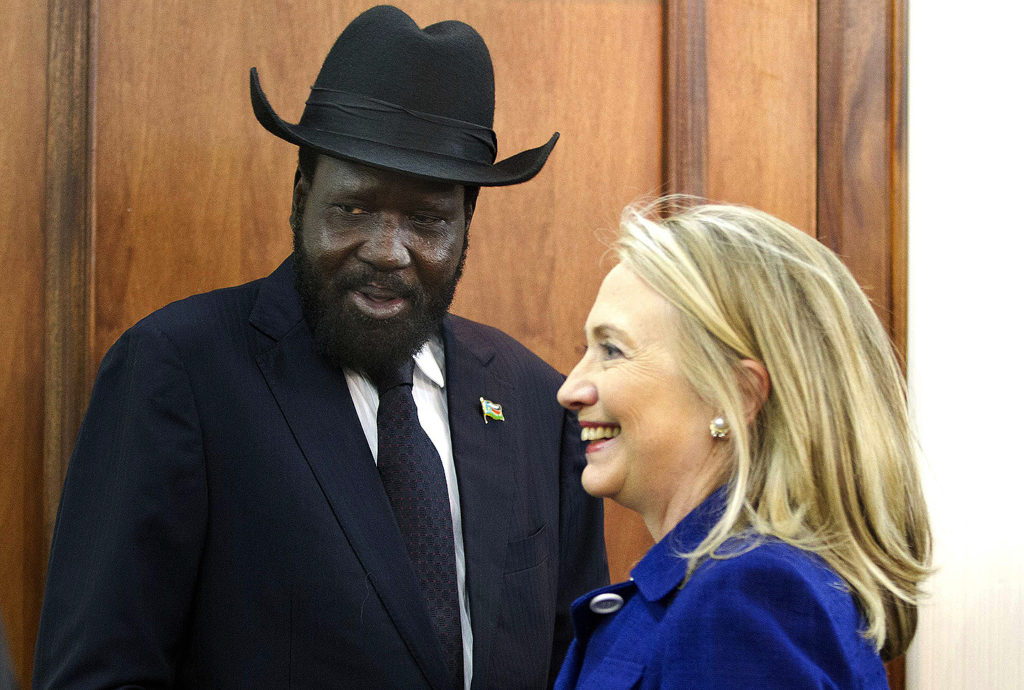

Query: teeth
[581,426,621,441]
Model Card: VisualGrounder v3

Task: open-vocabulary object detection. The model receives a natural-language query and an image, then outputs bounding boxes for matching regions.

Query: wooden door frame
[665,0,907,351]
[43,0,94,542]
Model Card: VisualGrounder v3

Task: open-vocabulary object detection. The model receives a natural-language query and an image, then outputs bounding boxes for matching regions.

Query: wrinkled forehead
[310,154,469,207]
[586,264,675,337]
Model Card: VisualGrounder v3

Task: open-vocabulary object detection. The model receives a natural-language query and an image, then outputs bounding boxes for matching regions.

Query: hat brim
[250,69,558,187]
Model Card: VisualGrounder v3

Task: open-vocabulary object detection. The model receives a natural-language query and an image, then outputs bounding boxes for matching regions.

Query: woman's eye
[599,342,623,359]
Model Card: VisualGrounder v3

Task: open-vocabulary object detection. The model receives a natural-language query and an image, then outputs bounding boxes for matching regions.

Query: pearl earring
[709,416,730,439]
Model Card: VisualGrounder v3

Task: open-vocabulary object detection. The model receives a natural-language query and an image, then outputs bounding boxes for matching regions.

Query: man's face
[292,155,473,376]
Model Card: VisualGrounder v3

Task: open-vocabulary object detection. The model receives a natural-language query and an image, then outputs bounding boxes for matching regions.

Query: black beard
[292,221,467,378]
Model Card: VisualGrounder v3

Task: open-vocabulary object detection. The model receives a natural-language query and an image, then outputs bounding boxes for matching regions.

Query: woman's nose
[557,360,597,410]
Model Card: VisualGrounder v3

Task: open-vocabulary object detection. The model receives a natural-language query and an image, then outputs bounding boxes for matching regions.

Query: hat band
[300,87,498,165]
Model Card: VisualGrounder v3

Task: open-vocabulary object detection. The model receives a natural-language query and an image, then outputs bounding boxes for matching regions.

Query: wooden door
[2,1,905,686]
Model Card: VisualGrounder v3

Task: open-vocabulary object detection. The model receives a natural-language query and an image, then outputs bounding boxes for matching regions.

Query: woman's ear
[738,359,770,423]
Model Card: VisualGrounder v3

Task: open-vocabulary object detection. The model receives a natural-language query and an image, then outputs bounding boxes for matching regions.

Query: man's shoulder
[138,277,262,332]
[445,313,529,352]
[120,270,281,358]
[445,314,563,381]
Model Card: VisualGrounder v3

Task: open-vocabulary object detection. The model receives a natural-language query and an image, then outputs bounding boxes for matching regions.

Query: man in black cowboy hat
[34,5,607,689]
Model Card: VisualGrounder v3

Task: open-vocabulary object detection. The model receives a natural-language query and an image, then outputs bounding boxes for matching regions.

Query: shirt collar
[630,486,728,602]
[412,334,446,389]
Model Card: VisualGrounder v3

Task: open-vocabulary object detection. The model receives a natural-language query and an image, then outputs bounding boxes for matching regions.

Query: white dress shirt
[344,335,472,688]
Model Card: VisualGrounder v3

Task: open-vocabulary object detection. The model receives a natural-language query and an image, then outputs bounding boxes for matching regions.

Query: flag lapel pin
[480,397,505,423]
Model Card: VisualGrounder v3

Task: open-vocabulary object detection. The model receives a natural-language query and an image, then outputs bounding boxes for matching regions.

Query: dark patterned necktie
[373,360,464,688]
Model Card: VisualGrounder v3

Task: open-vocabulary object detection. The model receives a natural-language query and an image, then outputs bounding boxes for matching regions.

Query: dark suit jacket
[34,258,608,689]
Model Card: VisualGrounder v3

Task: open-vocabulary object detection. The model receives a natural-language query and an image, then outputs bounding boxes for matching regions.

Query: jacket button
[589,592,624,614]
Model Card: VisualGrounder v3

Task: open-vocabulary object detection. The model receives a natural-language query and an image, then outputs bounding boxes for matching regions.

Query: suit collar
[248,256,303,342]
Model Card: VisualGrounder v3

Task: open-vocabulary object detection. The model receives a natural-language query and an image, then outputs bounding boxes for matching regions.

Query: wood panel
[659,0,818,597]
[664,0,818,228]
[43,0,94,572]
[449,1,662,377]
[705,0,818,231]
[664,0,708,196]
[889,0,908,362]
[0,0,50,683]
[664,0,904,338]
[818,0,904,335]
[92,2,298,364]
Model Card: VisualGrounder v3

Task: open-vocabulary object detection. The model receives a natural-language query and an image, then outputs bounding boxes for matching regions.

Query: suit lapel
[250,259,450,689]
[442,316,519,687]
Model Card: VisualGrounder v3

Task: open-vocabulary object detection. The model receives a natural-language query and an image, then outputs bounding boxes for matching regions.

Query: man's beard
[292,221,467,377]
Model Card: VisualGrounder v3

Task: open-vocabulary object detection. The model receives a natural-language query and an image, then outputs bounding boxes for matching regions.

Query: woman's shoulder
[696,536,843,592]
[654,537,887,688]
[675,536,855,625]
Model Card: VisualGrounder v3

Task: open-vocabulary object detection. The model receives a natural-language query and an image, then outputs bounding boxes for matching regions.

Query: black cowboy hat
[250,5,558,186]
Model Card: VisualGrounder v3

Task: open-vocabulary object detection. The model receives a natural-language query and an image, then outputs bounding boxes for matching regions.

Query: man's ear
[463,196,476,232]
[738,359,770,423]
[290,167,309,231]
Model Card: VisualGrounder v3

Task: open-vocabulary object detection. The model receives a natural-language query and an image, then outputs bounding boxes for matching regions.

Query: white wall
[906,4,1024,688]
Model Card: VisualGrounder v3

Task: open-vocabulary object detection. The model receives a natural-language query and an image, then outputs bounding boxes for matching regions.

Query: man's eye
[599,342,623,359]
[336,204,367,215]
[410,214,444,225]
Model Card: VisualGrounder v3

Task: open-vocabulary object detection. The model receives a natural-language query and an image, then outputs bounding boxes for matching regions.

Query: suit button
[589,592,624,614]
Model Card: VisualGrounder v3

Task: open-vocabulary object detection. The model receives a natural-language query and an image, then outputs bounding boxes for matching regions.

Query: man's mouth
[349,284,410,319]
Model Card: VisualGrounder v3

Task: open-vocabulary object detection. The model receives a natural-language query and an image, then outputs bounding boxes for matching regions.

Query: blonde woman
[555,200,930,688]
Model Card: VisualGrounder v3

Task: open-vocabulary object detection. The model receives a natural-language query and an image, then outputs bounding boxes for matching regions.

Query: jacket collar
[630,486,728,602]
[248,256,304,342]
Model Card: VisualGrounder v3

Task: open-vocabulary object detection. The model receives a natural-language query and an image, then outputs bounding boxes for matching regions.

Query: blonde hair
[615,198,931,660]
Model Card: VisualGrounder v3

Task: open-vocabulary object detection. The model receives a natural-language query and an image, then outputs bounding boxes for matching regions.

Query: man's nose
[357,215,411,269]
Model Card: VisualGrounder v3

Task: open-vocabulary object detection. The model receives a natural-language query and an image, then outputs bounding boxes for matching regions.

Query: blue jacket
[556,489,887,688]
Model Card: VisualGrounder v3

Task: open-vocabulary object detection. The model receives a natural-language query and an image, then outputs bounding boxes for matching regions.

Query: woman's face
[558,264,724,539]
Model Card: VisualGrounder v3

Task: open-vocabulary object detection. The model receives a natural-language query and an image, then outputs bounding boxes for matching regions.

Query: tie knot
[371,360,415,393]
